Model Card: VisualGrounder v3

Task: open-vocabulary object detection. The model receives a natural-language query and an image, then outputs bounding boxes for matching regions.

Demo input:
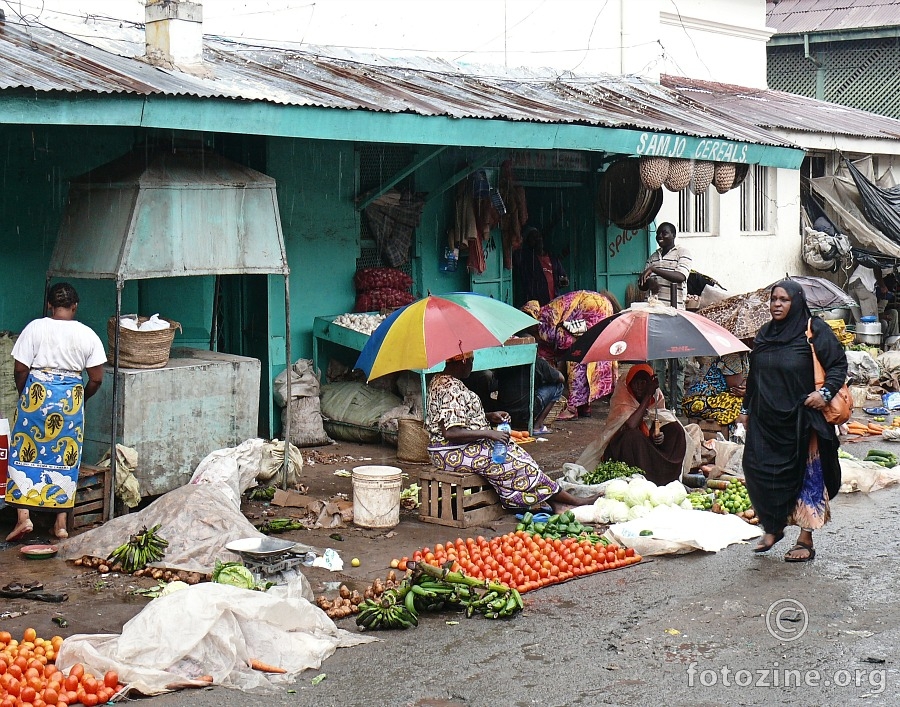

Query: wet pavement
[2,406,899,705]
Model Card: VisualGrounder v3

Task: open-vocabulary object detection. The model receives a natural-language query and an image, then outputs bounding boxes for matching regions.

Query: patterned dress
[535,291,616,408]
[681,353,749,425]
[425,374,559,509]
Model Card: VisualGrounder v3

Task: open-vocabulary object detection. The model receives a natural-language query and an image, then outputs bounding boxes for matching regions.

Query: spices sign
[636,132,749,163]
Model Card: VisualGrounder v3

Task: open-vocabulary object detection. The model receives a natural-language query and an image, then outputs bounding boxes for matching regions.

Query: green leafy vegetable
[583,460,646,485]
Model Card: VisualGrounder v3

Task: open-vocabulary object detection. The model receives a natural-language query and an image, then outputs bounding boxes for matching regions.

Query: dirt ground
[0,404,609,643]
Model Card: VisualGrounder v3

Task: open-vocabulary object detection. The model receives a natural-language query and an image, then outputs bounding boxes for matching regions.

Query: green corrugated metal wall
[768,37,900,119]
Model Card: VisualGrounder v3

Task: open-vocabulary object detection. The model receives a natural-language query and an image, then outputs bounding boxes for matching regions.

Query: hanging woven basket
[713,162,737,193]
[731,163,751,190]
[690,161,715,194]
[663,158,692,192]
[639,157,670,190]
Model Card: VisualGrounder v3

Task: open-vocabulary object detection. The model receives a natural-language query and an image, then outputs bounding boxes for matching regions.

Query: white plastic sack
[258,439,304,488]
[605,504,762,555]
[138,314,171,331]
[846,350,880,385]
[55,580,377,696]
[273,359,322,407]
[839,457,900,493]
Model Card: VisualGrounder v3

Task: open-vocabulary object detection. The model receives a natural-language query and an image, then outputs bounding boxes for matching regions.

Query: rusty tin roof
[661,74,900,140]
[0,17,797,148]
[767,0,900,34]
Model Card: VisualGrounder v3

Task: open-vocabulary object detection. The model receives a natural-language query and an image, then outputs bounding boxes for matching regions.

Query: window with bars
[740,165,773,234]
[677,186,716,235]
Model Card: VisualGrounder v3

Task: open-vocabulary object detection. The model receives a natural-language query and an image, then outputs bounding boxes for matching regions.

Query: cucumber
[866,449,895,458]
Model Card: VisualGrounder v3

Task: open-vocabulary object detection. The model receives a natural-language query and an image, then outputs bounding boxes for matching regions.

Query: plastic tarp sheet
[55,580,376,695]
[846,158,900,248]
[604,504,762,556]
[58,484,266,573]
[810,158,900,259]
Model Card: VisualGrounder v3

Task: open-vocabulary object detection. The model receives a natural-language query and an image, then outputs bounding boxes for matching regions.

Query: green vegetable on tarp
[212,560,255,589]
[583,460,646,485]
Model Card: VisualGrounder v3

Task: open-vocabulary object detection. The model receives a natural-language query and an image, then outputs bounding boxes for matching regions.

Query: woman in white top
[5,283,106,541]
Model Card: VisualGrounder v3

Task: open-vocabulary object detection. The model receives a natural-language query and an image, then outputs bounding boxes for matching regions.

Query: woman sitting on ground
[576,364,688,486]
[425,351,597,512]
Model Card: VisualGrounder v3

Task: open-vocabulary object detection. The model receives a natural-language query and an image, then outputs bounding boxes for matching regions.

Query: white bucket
[352,465,403,529]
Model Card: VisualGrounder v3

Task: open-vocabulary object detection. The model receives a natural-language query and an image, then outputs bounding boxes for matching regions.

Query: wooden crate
[69,463,112,530]
[418,469,506,528]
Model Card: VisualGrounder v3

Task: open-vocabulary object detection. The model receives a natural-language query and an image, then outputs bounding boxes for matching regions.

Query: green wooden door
[469,230,512,302]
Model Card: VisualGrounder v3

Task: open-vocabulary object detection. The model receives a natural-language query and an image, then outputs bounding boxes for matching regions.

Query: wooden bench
[418,469,506,528]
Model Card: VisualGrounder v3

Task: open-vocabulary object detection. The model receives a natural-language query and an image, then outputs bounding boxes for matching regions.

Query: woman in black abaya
[739,280,847,562]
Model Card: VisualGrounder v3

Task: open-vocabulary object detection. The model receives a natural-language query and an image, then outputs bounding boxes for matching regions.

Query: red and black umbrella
[565,301,750,363]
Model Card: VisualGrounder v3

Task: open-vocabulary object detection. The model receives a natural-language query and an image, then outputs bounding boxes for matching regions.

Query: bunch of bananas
[354,562,524,631]
[107,524,169,573]
[356,597,419,630]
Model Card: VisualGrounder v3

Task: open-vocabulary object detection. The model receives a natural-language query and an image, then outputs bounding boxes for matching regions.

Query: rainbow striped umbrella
[355,293,538,381]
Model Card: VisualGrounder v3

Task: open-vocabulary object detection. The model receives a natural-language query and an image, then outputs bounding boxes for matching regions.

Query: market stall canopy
[48,149,289,281]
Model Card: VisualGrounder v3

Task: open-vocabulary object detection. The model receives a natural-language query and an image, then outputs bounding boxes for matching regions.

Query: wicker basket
[690,160,715,194]
[397,418,431,464]
[713,162,736,193]
[639,157,670,190]
[663,158,692,192]
[107,316,181,369]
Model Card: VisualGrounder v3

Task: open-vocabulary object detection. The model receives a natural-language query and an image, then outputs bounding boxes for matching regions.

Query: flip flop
[863,407,890,416]
[784,541,816,562]
[5,520,34,542]
[532,425,552,435]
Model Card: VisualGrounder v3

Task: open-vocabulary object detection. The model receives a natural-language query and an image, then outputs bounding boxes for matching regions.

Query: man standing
[638,222,692,411]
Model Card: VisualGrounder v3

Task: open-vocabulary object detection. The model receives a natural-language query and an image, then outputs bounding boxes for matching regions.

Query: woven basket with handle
[107,316,182,369]
[397,418,431,463]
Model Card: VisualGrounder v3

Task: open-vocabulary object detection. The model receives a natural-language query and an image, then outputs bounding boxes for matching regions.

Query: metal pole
[209,275,221,351]
[282,274,292,490]
[109,282,123,521]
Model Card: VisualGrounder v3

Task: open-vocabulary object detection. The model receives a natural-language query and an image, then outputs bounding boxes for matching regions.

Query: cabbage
[626,504,651,520]
[604,479,629,501]
[159,580,189,596]
[649,486,673,507]
[212,560,255,589]
[665,481,688,505]
[679,499,693,510]
[623,479,652,507]
[606,500,630,523]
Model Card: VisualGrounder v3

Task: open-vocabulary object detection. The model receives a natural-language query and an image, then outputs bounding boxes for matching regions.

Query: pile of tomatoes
[396,530,641,593]
[0,629,123,707]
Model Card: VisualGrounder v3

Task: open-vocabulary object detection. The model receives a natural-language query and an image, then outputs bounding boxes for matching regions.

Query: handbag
[806,319,852,425]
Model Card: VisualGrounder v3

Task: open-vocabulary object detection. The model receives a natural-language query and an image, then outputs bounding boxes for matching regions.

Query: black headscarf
[753,279,812,353]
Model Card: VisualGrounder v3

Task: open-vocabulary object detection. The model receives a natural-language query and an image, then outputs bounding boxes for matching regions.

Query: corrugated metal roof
[661,74,900,140]
[0,18,797,149]
[767,0,900,34]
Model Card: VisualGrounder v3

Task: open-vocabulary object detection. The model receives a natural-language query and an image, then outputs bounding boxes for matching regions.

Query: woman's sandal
[753,531,784,553]
[784,541,816,562]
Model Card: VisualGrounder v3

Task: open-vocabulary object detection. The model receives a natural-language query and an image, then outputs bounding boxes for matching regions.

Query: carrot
[868,423,885,433]
[249,659,286,674]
